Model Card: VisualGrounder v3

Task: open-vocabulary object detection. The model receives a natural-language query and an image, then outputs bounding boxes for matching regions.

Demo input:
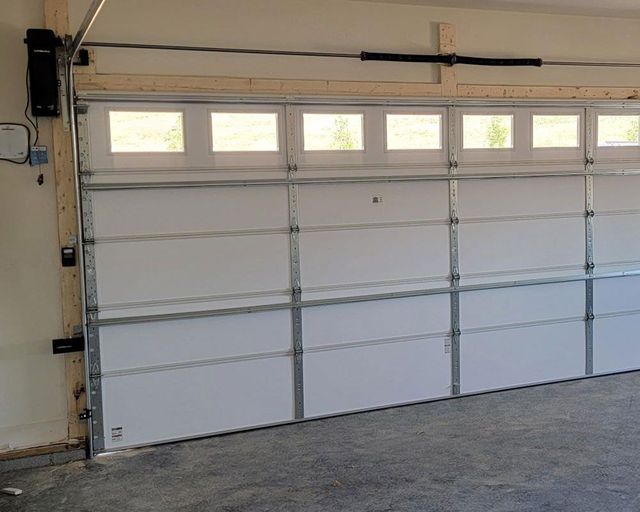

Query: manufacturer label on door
[111,426,123,442]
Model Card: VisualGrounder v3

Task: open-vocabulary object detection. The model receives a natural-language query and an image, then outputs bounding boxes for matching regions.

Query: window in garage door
[462,114,514,149]
[302,112,364,151]
[385,113,442,150]
[108,110,185,153]
[532,114,580,148]
[210,112,279,152]
[597,114,640,147]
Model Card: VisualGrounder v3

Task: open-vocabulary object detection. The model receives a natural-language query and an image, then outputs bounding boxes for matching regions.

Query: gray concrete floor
[3,372,640,512]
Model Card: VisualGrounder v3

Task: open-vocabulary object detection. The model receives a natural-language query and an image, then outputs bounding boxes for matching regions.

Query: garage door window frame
[106,106,188,156]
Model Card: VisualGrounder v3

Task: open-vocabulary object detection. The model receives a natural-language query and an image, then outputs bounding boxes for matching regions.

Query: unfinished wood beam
[44,0,86,443]
[73,73,444,97]
[74,71,640,101]
[43,0,69,35]
[458,84,640,100]
[438,23,457,97]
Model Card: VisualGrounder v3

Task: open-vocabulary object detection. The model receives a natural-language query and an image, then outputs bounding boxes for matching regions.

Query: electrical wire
[22,60,44,184]
[24,63,39,147]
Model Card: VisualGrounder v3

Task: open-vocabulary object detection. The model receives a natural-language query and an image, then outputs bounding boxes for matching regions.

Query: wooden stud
[74,70,640,101]
[0,440,83,461]
[74,73,444,97]
[458,84,640,100]
[43,0,68,35]
[44,0,86,443]
[439,23,457,97]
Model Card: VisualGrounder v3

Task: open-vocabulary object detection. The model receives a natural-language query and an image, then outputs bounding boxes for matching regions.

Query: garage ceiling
[355,0,640,19]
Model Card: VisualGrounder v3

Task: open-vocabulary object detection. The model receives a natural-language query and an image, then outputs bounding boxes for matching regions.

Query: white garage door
[77,97,640,454]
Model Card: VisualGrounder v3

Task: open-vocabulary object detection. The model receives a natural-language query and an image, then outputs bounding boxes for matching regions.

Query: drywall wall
[68,0,640,87]
[0,0,67,451]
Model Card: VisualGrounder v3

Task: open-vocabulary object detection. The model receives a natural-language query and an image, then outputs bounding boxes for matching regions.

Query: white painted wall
[0,0,67,451]
[0,0,639,453]
[69,0,640,86]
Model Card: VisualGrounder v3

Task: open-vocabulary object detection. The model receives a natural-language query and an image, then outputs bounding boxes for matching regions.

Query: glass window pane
[303,113,364,151]
[532,115,580,148]
[598,115,640,147]
[109,111,184,152]
[386,114,441,150]
[211,113,279,152]
[463,115,513,149]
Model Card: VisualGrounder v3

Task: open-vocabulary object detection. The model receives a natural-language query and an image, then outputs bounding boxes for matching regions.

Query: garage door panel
[594,175,640,212]
[460,282,584,330]
[459,218,584,281]
[594,315,640,373]
[303,296,450,349]
[594,215,640,267]
[99,310,291,372]
[92,186,289,238]
[594,275,640,314]
[101,356,294,450]
[300,226,450,297]
[460,322,585,393]
[95,235,290,307]
[298,181,449,227]
[459,178,583,218]
[304,338,450,417]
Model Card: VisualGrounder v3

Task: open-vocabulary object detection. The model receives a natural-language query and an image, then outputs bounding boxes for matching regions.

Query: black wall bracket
[52,336,85,354]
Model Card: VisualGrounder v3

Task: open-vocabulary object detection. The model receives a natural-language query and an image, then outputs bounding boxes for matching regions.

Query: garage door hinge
[79,408,92,421]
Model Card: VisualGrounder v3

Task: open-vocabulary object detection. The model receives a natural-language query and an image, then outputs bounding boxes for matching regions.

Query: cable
[24,63,39,147]
[21,59,44,184]
[34,115,43,185]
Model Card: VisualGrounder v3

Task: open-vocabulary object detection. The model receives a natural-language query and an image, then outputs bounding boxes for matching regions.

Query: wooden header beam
[73,73,444,97]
